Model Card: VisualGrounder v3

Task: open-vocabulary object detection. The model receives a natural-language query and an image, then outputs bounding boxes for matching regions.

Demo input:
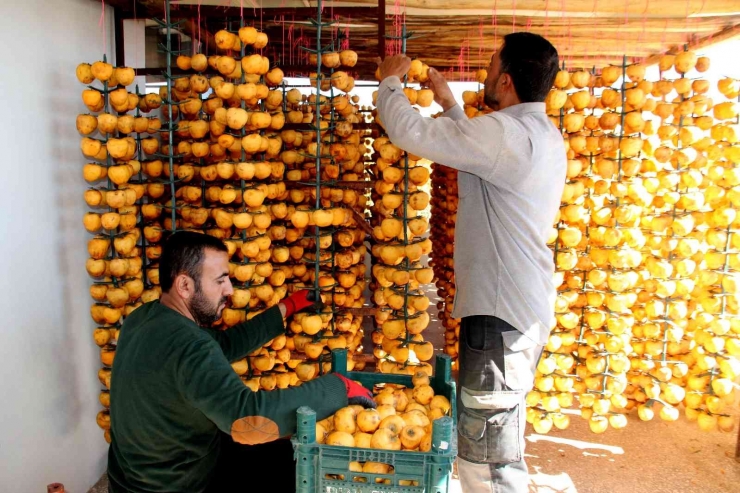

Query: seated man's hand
[335,374,376,409]
[281,289,323,318]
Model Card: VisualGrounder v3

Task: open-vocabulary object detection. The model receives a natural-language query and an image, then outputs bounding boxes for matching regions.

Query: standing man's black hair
[158,231,228,293]
[499,32,560,103]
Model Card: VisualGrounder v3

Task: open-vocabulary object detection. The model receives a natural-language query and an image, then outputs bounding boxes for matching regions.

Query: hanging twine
[99,0,106,57]
[491,0,497,49]
[478,17,484,69]
[342,16,350,51]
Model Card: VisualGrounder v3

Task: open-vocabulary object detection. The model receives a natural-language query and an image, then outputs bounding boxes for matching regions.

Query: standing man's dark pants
[456,316,543,493]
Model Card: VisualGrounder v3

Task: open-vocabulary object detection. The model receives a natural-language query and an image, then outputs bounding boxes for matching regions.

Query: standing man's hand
[427,67,457,112]
[377,54,412,82]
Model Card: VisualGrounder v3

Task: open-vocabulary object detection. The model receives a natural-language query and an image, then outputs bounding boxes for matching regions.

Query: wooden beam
[643,23,740,66]
[98,0,137,12]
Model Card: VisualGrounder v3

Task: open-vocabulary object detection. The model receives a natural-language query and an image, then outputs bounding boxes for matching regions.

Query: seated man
[108,231,373,492]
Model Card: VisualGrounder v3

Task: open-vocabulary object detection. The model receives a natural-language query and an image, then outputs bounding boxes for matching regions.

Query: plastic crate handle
[296,406,317,444]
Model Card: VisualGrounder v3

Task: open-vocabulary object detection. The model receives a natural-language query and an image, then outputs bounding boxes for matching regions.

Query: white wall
[0,0,115,490]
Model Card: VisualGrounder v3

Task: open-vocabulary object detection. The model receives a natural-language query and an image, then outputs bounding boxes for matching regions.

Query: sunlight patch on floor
[526,434,625,455]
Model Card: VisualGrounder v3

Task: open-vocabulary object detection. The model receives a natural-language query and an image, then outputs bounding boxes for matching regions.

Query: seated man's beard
[189,289,226,327]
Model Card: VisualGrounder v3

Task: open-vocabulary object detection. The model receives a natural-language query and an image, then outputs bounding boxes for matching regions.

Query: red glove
[282,289,317,318]
[335,374,376,409]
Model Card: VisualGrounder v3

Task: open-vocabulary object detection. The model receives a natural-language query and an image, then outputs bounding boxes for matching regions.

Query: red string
[387,0,401,56]
[466,35,471,78]
[591,0,597,65]
[478,17,484,69]
[567,18,573,67]
[660,19,668,57]
[134,1,140,64]
[99,0,106,57]
[526,17,532,32]
[638,0,649,61]
[560,0,566,65]
[287,21,294,66]
[623,0,629,55]
[512,0,516,33]
[685,0,691,43]
[333,14,339,44]
[345,16,351,50]
[491,0,497,48]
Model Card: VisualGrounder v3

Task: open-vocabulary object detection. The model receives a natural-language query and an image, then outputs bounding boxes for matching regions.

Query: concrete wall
[0,0,115,489]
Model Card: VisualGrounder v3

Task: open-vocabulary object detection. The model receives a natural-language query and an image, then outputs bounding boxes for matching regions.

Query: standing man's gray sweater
[377,76,566,360]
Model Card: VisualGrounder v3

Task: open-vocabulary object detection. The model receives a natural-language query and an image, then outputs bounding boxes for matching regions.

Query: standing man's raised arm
[375,56,505,181]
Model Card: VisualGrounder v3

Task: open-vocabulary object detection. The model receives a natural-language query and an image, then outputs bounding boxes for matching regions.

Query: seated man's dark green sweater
[108,301,347,493]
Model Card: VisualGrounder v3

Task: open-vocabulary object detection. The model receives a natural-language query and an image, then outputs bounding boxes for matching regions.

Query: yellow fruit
[326,431,355,447]
[378,415,406,436]
[370,428,401,450]
[533,415,553,434]
[637,404,655,421]
[334,407,358,435]
[552,413,570,430]
[412,384,434,405]
[718,415,735,433]
[356,409,381,433]
[429,395,451,414]
[589,416,608,434]
[608,414,628,429]
[400,425,425,449]
[353,432,373,449]
[711,378,734,397]
[376,404,397,420]
[697,412,718,432]
[659,405,679,422]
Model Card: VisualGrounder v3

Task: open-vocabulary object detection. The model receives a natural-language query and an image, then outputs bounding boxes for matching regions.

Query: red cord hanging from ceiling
[491,0,497,51]
[99,0,106,57]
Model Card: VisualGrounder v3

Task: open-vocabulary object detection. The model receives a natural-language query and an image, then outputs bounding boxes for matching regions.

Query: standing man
[377,33,565,492]
[108,231,374,493]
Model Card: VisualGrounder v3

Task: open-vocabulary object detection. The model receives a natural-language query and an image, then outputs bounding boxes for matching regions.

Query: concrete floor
[522,411,739,493]
[88,409,740,493]
[87,475,107,493]
[89,279,740,492]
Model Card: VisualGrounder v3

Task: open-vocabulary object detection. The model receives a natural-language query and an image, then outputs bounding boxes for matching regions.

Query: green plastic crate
[292,349,457,493]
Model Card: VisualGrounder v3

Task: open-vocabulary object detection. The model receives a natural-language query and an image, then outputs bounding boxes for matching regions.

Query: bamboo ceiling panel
[114,0,740,79]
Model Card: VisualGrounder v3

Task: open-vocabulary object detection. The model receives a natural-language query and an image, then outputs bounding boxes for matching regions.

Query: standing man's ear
[500,73,512,90]
[174,274,195,301]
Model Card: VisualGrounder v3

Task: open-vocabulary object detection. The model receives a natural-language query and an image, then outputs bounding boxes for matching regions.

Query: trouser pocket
[457,388,524,464]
